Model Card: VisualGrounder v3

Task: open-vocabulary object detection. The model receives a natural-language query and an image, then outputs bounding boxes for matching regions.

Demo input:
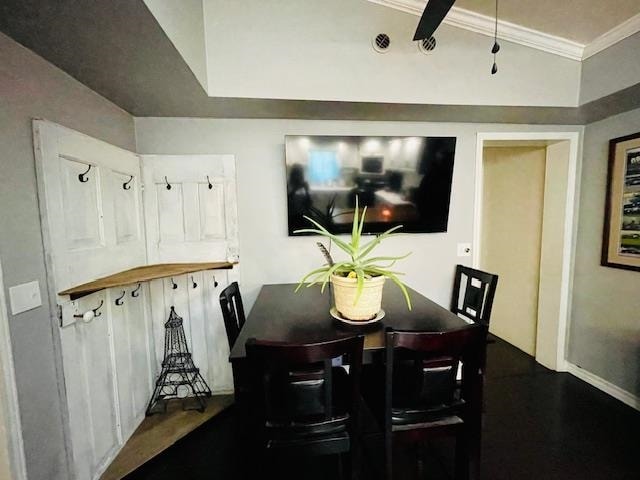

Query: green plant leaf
[356,225,404,260]
[295,266,330,291]
[357,205,367,244]
[320,261,350,293]
[296,216,356,255]
[351,196,359,249]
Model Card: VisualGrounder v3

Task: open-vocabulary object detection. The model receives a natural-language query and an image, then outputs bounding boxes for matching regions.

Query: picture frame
[601,131,640,271]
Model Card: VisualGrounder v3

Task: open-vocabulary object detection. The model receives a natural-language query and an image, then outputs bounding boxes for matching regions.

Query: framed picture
[602,132,640,271]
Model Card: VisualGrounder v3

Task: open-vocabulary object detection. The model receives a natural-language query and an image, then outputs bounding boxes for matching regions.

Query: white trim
[473,131,582,373]
[566,362,640,411]
[582,12,640,59]
[367,0,584,60]
[0,261,28,480]
[368,0,640,61]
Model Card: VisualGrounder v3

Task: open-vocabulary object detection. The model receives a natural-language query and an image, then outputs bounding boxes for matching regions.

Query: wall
[143,0,208,90]
[580,31,640,104]
[135,118,580,314]
[0,32,135,480]
[569,106,640,398]
[203,0,581,107]
[481,147,546,355]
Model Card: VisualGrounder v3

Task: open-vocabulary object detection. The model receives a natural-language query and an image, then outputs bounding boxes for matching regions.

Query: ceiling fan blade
[413,0,456,41]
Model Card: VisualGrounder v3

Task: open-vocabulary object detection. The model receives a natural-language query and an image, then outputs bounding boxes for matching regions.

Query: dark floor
[126,339,640,480]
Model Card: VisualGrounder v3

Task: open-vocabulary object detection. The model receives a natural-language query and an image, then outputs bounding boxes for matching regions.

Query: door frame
[473,131,582,372]
[0,260,28,480]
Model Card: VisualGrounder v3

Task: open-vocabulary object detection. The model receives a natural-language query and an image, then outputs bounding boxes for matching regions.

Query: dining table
[229,282,473,367]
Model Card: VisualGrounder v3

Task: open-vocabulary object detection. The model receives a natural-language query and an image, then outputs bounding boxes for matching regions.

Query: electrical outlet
[457,243,472,257]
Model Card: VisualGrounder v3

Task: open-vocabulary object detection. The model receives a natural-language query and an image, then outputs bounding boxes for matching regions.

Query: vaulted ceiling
[1,0,640,123]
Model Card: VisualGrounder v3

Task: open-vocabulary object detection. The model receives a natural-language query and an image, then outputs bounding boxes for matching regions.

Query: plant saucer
[329,307,385,325]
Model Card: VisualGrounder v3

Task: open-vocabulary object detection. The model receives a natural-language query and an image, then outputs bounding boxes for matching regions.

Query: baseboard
[566,362,640,411]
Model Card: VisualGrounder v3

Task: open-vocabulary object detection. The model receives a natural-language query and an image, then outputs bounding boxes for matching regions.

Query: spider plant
[295,197,412,310]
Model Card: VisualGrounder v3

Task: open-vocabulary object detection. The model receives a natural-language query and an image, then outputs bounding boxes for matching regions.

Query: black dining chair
[361,325,488,480]
[219,281,246,348]
[245,335,364,480]
[450,265,498,327]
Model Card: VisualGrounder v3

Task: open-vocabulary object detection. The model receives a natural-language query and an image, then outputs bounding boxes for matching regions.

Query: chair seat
[264,366,350,441]
[267,414,349,439]
[391,398,464,425]
[266,430,350,456]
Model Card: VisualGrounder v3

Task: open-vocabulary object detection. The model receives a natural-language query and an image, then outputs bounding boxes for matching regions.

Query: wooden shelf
[59,262,236,298]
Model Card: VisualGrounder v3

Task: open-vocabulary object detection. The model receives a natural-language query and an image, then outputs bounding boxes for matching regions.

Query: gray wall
[0,32,135,480]
[580,31,640,105]
[569,106,640,397]
[134,118,580,313]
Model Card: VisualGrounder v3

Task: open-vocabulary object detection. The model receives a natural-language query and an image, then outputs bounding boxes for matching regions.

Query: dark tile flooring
[126,339,640,480]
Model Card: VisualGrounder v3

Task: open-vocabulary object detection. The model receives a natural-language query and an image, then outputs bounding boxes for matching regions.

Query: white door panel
[59,291,120,479]
[34,120,146,292]
[142,155,238,264]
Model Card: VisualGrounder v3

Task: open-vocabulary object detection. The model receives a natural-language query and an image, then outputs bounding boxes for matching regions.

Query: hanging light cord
[491,0,500,74]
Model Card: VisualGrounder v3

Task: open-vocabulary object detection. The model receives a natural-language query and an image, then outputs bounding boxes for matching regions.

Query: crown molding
[582,11,640,59]
[368,0,585,60]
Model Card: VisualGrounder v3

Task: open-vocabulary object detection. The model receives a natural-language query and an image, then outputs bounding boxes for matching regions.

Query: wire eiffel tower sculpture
[146,306,211,415]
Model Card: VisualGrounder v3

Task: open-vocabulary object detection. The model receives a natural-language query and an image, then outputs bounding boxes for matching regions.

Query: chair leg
[337,453,345,480]
[455,432,469,480]
[455,427,481,480]
[385,433,393,480]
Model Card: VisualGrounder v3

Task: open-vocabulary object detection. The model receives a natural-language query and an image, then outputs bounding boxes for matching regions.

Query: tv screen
[286,135,457,235]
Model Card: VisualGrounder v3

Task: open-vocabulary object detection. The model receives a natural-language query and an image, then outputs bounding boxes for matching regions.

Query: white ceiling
[453,0,640,44]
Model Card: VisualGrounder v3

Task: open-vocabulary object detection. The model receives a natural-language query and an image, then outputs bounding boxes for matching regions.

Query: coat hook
[207,175,213,190]
[213,275,219,288]
[73,300,104,321]
[93,300,104,317]
[164,176,172,190]
[115,290,126,306]
[191,276,198,289]
[171,278,177,289]
[78,164,92,183]
[123,175,134,190]
[131,283,142,297]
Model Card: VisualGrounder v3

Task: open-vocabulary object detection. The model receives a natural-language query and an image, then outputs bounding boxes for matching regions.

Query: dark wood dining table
[229,282,472,362]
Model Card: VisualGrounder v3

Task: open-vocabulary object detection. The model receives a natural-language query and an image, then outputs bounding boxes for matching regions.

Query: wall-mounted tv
[286,135,457,235]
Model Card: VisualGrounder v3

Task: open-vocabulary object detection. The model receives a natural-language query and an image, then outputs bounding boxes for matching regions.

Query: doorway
[473,133,580,371]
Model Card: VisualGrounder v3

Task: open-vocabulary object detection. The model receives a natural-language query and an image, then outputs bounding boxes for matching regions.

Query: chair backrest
[450,265,498,325]
[219,282,246,348]
[384,325,488,421]
[246,335,364,427]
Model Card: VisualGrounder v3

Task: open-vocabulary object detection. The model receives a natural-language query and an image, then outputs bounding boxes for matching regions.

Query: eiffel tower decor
[146,306,211,415]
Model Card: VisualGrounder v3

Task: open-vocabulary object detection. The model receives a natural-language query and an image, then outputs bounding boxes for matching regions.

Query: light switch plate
[457,243,472,257]
[9,280,42,315]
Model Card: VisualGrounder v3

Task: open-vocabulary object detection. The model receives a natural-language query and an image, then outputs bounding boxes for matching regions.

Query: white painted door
[142,155,238,264]
[34,120,146,292]
[142,155,239,393]
[481,147,546,355]
[33,120,154,480]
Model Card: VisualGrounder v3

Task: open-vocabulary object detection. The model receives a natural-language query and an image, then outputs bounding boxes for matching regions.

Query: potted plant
[295,198,412,321]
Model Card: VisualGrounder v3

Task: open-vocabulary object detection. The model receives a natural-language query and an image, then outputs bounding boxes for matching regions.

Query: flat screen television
[286,135,457,235]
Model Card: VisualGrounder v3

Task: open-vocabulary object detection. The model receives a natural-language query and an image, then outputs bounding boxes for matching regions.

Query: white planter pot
[331,274,385,321]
